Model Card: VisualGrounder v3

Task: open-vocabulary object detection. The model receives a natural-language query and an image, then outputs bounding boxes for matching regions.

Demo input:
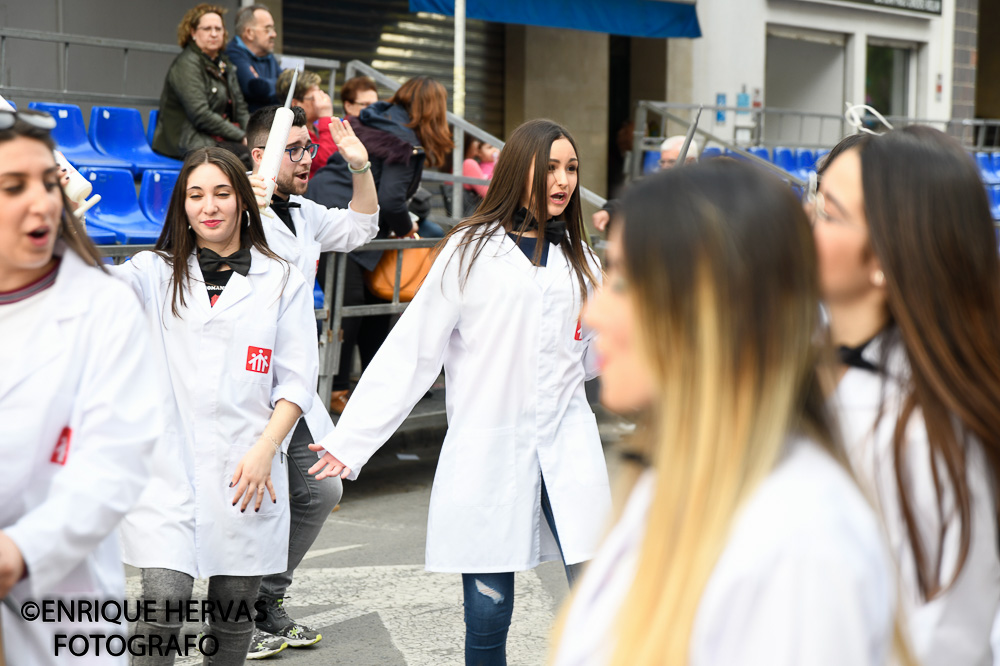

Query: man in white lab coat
[243,104,378,654]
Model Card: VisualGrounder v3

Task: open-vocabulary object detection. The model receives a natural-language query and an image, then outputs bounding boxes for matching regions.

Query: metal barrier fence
[630,100,1000,183]
[636,100,1000,159]
[0,27,341,108]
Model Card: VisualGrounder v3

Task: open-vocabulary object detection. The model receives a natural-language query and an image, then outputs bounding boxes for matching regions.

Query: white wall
[764,35,846,145]
[670,0,956,144]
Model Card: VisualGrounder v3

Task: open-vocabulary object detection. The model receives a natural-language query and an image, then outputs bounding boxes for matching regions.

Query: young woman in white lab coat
[112,147,318,664]
[0,110,161,665]
[812,127,1000,665]
[309,119,610,664]
[551,160,909,666]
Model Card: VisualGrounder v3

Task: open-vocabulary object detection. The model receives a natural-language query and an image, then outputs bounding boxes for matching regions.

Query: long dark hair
[443,119,599,304]
[388,76,453,168]
[155,147,282,316]
[0,112,105,269]
[859,126,1000,599]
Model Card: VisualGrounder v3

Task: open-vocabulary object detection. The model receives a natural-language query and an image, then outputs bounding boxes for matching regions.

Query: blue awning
[409,0,701,39]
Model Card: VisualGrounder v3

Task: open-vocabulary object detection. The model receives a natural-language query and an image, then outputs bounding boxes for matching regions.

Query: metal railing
[343,59,608,225]
[0,27,341,108]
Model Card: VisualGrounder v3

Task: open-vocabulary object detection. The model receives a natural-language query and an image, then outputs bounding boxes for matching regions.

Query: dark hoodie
[306,101,427,270]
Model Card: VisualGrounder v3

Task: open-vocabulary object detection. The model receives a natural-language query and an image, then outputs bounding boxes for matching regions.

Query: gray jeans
[258,418,343,603]
[132,568,262,666]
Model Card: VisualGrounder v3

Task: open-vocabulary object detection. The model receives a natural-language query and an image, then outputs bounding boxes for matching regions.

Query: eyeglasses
[255,143,320,162]
[806,172,834,226]
[0,109,57,131]
[347,100,373,109]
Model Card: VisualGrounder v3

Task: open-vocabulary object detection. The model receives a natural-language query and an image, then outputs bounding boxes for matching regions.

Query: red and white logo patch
[51,427,72,465]
[246,347,273,374]
[574,319,583,341]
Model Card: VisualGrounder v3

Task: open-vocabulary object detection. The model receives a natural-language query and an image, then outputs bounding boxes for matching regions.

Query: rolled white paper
[256,106,294,211]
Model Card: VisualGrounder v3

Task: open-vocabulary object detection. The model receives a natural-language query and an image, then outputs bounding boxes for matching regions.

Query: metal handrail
[0,27,341,107]
[343,59,608,214]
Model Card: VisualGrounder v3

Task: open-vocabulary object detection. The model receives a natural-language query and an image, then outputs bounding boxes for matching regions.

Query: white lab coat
[553,437,895,666]
[1,245,161,665]
[262,195,378,441]
[113,248,318,578]
[318,228,611,572]
[833,339,1000,666]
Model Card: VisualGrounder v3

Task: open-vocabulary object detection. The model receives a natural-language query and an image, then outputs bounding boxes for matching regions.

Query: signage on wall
[821,0,941,15]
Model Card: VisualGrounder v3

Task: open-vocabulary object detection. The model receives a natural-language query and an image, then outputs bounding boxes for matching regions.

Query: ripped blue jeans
[461,479,584,666]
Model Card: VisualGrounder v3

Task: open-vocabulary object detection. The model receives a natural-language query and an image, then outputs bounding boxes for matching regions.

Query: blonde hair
[551,161,915,664]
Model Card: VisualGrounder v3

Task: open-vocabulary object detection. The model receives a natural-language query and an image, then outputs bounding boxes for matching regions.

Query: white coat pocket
[449,427,518,507]
[561,412,608,486]
[230,324,278,386]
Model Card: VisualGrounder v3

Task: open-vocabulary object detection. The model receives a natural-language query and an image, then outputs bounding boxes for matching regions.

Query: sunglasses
[0,109,57,131]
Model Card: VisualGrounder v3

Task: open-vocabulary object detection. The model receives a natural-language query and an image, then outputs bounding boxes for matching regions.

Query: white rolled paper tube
[256,106,295,211]
[54,150,94,204]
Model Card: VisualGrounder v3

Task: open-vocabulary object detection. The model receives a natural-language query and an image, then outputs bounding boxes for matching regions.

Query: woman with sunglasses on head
[0,110,162,665]
[811,127,1000,665]
[310,119,609,665]
[112,147,318,664]
[552,160,907,665]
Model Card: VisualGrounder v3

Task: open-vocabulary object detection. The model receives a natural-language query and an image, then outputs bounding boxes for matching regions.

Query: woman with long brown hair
[551,159,904,665]
[308,75,455,413]
[813,126,1000,664]
[310,119,609,665]
[0,110,161,665]
[113,147,319,663]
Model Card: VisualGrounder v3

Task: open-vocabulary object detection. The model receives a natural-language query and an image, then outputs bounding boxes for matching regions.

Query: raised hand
[307,442,353,480]
[248,173,270,210]
[328,118,369,171]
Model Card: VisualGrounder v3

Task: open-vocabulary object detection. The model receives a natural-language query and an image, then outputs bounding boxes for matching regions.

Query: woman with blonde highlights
[551,160,901,665]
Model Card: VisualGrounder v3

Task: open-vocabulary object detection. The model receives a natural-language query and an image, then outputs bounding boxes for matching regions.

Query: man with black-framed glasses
[242,104,379,659]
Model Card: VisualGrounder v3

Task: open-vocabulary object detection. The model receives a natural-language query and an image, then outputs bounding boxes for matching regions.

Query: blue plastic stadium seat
[84,222,118,245]
[147,109,159,147]
[747,146,771,162]
[642,150,660,175]
[795,148,817,179]
[990,185,1000,221]
[81,167,163,244]
[991,153,1000,186]
[89,106,183,175]
[313,280,324,309]
[700,147,723,161]
[139,169,180,225]
[975,153,999,185]
[28,102,134,171]
[772,147,797,175]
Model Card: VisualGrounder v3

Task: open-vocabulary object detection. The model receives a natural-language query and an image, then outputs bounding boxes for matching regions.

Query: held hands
[0,530,26,599]
[591,209,610,232]
[230,438,278,513]
[328,118,369,171]
[307,442,352,480]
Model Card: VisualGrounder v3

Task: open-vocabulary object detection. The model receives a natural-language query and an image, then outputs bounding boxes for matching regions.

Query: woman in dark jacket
[152,4,250,160]
[307,76,453,413]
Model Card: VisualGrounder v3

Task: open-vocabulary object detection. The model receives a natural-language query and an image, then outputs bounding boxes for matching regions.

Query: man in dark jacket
[225,4,282,113]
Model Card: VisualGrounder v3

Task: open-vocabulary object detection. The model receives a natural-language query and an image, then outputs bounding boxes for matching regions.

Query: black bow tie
[270,199,301,212]
[199,247,251,276]
[837,340,879,373]
[511,207,567,245]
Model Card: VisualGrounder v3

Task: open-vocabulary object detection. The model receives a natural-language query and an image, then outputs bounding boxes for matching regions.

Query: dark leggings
[332,258,391,391]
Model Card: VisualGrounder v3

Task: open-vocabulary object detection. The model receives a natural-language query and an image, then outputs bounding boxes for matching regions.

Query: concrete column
[504,25,609,201]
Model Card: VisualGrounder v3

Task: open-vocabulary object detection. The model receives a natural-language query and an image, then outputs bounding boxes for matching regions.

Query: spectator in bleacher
[225,4,282,113]
[341,75,379,118]
[275,69,338,176]
[591,134,699,233]
[658,134,699,170]
[463,135,496,196]
[152,4,250,163]
[307,76,453,415]
[242,104,378,657]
